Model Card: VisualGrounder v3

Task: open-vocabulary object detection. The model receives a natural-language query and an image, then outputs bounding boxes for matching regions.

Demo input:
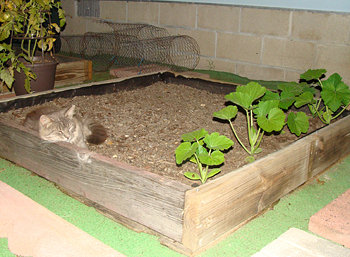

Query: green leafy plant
[175,128,233,184]
[297,69,350,124]
[214,82,310,162]
[0,0,66,92]
[264,69,350,125]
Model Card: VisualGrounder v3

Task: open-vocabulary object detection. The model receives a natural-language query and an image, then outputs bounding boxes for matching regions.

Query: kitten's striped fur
[23,105,107,148]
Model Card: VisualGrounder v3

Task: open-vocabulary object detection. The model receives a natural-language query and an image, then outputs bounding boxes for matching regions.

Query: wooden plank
[182,132,315,251]
[0,120,190,242]
[54,55,92,87]
[309,115,350,177]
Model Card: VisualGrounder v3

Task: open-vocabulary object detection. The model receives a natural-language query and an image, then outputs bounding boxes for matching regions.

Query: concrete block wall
[61,0,350,84]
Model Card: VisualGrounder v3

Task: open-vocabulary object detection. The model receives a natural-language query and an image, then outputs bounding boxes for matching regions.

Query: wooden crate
[0,72,349,256]
[54,55,92,87]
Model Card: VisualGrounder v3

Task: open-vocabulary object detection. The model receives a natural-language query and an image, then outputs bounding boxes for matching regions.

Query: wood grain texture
[182,115,350,252]
[54,55,92,87]
[0,119,190,241]
[309,115,350,177]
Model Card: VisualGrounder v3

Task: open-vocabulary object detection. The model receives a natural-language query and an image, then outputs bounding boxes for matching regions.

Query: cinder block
[84,19,112,33]
[309,189,350,248]
[216,33,262,64]
[236,63,285,81]
[285,70,302,82]
[262,37,286,67]
[128,2,159,25]
[263,37,318,71]
[292,11,350,43]
[283,40,316,70]
[207,59,237,74]
[177,28,216,56]
[315,44,350,85]
[197,5,240,32]
[159,3,196,28]
[61,0,75,18]
[62,16,89,35]
[241,8,291,36]
[100,1,127,22]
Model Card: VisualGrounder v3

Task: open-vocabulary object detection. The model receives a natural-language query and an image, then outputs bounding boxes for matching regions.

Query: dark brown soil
[0,82,324,185]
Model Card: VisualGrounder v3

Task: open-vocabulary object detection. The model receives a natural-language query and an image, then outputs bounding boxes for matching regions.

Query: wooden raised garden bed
[0,72,349,255]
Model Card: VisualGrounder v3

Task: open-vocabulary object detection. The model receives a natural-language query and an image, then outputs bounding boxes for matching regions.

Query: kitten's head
[38,105,78,143]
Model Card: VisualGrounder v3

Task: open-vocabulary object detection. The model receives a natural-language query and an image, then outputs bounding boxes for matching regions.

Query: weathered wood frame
[0,72,349,255]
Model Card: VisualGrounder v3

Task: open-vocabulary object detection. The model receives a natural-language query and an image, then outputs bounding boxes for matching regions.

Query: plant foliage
[175,129,233,184]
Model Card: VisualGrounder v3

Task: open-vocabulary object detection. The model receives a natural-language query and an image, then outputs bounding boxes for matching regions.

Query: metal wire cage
[60,23,200,72]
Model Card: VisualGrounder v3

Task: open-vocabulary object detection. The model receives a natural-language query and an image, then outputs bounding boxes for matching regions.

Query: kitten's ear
[39,115,52,127]
[65,105,76,118]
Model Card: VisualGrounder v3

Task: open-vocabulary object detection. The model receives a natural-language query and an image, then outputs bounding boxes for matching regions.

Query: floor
[0,155,349,257]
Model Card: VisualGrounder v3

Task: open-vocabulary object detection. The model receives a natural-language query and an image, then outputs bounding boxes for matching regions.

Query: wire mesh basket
[102,21,170,39]
[60,23,200,73]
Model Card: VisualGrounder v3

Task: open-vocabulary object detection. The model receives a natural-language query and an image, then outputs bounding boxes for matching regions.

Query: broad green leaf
[184,172,201,181]
[278,82,303,96]
[225,92,251,109]
[294,91,314,108]
[0,69,14,88]
[24,78,31,94]
[287,112,310,136]
[199,150,225,166]
[300,69,326,81]
[207,168,221,179]
[204,132,234,151]
[196,143,208,156]
[213,105,238,121]
[253,100,280,117]
[279,91,295,110]
[225,82,266,109]
[257,108,285,132]
[261,90,280,101]
[300,82,317,95]
[321,73,350,112]
[175,142,198,164]
[181,128,208,142]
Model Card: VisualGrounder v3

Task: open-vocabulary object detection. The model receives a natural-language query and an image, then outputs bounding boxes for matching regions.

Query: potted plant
[0,0,66,95]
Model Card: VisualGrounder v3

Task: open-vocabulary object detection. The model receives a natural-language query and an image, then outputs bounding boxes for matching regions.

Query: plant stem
[255,129,264,152]
[332,104,349,120]
[194,153,203,179]
[228,120,250,154]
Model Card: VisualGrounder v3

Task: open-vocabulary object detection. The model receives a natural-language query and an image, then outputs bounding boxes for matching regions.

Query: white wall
[153,0,350,13]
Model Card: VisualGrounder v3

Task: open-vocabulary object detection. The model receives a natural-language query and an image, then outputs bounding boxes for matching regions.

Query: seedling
[175,128,233,184]
[214,82,289,162]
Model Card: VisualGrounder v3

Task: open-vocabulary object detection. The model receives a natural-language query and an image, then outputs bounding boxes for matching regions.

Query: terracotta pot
[13,56,58,95]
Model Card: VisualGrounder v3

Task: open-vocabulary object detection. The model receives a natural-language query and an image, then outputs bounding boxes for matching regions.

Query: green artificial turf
[194,69,284,90]
[0,156,349,256]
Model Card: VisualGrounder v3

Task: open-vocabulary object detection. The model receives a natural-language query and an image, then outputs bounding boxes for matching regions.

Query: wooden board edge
[181,131,315,251]
[0,120,189,242]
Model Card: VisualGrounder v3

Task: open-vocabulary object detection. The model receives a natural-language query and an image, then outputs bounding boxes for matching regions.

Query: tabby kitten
[23,105,107,148]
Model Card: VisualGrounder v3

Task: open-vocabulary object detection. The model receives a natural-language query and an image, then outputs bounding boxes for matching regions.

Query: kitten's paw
[77,152,92,163]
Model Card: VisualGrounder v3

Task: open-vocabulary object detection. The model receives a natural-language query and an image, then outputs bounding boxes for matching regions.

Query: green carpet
[0,155,349,256]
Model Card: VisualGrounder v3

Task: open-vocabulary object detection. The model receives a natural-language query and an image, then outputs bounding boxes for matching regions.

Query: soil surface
[0,81,324,186]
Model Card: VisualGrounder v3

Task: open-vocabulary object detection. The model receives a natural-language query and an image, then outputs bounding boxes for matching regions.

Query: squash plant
[214,69,350,162]
[175,129,233,184]
[213,82,307,162]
